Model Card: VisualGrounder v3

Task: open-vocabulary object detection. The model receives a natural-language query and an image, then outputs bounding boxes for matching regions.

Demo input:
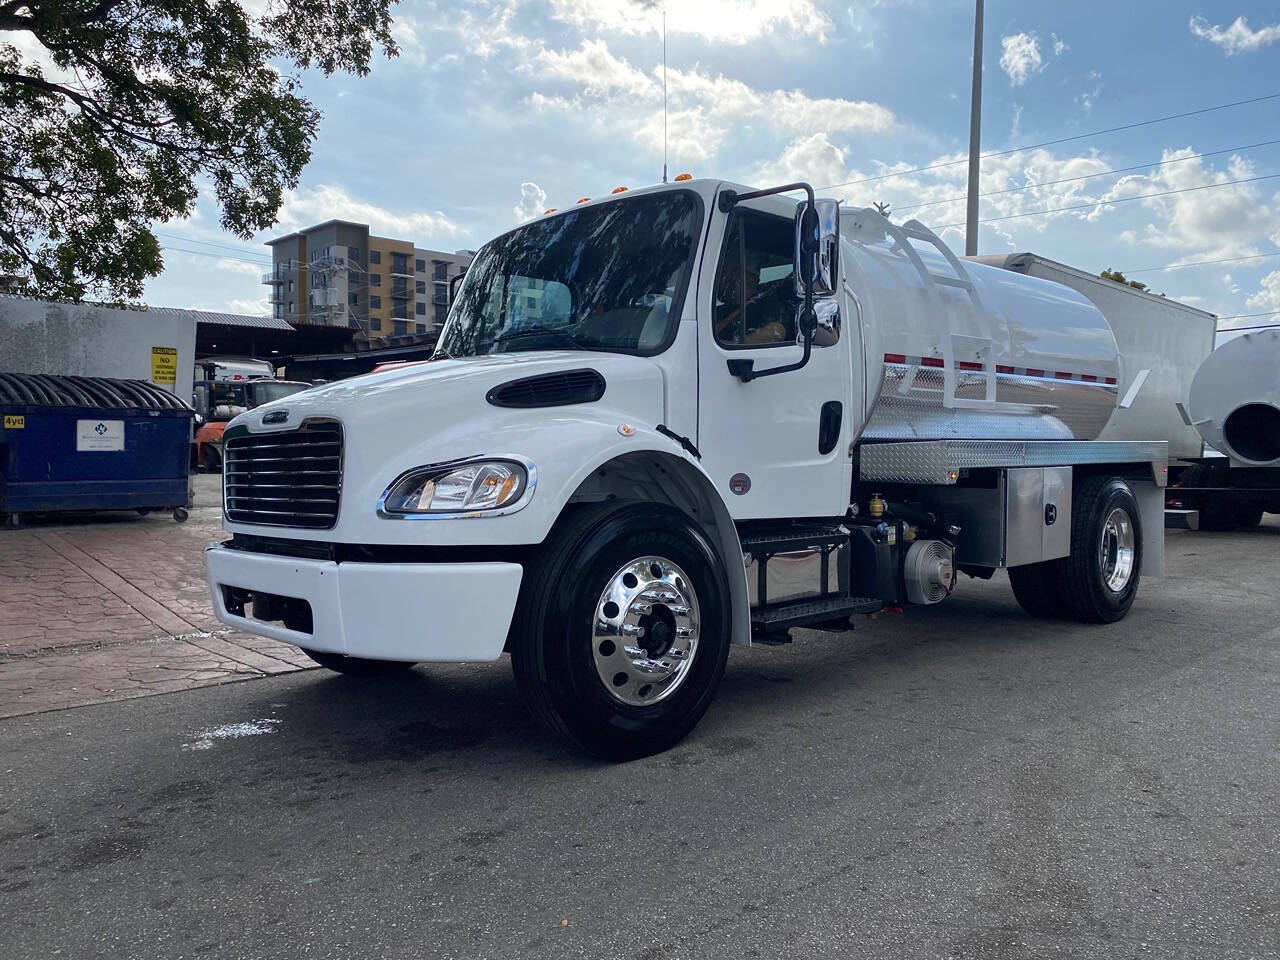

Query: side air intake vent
[486,369,606,408]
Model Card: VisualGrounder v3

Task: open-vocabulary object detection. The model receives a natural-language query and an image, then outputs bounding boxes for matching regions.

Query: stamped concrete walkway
[0,475,312,718]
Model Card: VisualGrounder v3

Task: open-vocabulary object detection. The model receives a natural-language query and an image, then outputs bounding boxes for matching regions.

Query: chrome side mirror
[794,198,840,299]
[793,299,840,347]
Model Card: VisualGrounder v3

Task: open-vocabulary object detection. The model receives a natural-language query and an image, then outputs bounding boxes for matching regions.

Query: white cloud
[1051,33,1068,56]
[754,133,852,190]
[214,257,264,278]
[228,297,270,316]
[1076,70,1103,114]
[999,32,1044,85]
[1189,15,1280,55]
[1245,270,1280,312]
[535,38,653,98]
[527,39,894,165]
[2,30,77,84]
[548,0,831,44]
[1109,150,1280,259]
[274,185,465,242]
[392,13,430,66]
[513,181,548,222]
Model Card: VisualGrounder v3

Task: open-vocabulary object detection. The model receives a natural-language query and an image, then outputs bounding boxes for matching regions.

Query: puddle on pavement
[183,718,282,751]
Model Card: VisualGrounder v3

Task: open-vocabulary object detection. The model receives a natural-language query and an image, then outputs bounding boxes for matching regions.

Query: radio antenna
[662,7,668,183]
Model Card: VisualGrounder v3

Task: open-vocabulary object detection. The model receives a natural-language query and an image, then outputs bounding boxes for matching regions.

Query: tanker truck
[1168,325,1280,529]
[204,178,1167,759]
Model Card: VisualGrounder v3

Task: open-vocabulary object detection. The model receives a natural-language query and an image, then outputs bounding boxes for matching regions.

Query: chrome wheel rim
[592,556,700,706]
[1100,507,1135,593]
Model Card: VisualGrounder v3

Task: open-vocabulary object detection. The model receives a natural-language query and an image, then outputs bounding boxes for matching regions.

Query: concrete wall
[0,298,197,399]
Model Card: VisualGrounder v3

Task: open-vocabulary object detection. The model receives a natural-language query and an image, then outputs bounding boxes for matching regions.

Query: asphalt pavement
[2,520,1277,959]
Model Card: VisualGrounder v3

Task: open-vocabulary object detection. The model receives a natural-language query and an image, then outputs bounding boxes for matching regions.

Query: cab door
[696,198,854,520]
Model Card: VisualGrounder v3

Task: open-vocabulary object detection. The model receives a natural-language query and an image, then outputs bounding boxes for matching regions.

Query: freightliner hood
[223,351,671,546]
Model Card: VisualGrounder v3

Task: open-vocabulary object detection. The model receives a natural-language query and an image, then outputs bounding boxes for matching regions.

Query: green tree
[0,0,398,302]
[1099,268,1148,292]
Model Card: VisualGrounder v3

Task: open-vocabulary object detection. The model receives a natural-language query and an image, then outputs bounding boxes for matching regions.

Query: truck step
[751,595,884,635]
[1164,508,1200,530]
[739,524,848,556]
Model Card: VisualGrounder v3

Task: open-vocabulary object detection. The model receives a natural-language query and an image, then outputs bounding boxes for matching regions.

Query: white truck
[205,178,1167,759]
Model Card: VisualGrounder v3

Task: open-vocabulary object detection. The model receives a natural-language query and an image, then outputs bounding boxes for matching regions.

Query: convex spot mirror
[794,198,840,299]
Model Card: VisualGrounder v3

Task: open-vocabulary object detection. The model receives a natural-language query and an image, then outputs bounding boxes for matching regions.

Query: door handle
[818,401,843,454]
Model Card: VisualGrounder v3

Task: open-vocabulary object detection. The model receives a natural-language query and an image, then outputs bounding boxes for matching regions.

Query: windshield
[248,381,309,406]
[436,190,703,357]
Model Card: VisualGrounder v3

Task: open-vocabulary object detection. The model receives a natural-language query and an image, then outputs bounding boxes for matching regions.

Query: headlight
[379,459,531,516]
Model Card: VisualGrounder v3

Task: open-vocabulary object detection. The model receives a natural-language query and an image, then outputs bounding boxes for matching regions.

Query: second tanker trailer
[203,178,1168,758]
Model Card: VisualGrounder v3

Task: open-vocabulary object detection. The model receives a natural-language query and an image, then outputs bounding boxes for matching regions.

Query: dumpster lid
[0,373,193,412]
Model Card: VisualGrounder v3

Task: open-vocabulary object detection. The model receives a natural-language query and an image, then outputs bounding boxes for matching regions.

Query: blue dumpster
[0,373,194,526]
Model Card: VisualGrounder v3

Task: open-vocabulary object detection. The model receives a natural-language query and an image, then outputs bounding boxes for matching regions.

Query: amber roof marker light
[674,173,693,182]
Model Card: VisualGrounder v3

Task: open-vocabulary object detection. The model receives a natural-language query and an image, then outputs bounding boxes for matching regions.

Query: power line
[1126,251,1280,274]
[932,172,1280,230]
[816,91,1280,191]
[893,138,1280,213]
[154,231,271,260]
[1217,310,1280,321]
[160,245,270,265]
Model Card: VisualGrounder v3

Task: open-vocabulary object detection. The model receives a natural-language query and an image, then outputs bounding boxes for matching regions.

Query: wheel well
[568,451,751,645]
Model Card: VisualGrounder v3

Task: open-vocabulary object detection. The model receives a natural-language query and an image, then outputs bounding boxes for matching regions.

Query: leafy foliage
[0,0,397,302]
[1099,268,1148,291]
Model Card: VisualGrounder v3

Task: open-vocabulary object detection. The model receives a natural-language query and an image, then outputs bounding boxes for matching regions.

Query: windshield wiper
[492,324,587,351]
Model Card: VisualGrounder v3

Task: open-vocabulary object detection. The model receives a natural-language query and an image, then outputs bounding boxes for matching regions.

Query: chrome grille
[223,420,342,529]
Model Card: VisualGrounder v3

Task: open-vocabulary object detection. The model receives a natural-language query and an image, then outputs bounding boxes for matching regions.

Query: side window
[712,210,797,348]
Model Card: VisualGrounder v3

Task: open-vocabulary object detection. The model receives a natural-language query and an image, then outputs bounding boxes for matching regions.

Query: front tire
[511,502,732,761]
[300,648,417,676]
[1058,476,1143,624]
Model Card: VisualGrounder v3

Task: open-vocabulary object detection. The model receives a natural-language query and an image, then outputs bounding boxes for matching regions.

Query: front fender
[350,418,753,646]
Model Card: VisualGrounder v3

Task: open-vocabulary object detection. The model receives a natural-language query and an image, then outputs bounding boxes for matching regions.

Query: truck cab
[206,178,1166,759]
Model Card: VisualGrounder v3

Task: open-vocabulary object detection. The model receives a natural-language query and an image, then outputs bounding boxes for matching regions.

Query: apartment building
[263,220,473,339]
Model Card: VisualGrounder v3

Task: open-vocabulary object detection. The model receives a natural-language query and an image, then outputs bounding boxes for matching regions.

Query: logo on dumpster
[95,422,108,435]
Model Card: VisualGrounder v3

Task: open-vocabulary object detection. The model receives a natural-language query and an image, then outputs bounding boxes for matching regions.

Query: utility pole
[965,0,984,257]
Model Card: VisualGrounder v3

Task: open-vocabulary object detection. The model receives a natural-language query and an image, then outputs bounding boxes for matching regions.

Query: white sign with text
[76,419,125,452]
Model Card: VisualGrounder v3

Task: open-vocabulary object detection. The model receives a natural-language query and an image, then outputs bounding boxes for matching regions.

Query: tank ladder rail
[880,217,998,409]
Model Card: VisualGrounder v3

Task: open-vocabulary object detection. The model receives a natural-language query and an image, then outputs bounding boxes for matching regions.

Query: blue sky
[146,0,1280,329]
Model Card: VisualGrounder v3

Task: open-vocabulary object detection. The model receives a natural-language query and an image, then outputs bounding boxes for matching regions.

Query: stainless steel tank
[1187,326,1280,467]
[841,209,1120,443]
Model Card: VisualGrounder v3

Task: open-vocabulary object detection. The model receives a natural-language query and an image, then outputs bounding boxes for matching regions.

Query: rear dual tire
[511,502,732,762]
[1011,475,1143,624]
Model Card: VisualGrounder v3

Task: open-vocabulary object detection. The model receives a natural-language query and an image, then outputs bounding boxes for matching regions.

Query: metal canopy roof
[148,305,295,331]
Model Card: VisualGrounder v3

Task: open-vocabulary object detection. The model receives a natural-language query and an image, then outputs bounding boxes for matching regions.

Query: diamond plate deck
[859,439,1168,486]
